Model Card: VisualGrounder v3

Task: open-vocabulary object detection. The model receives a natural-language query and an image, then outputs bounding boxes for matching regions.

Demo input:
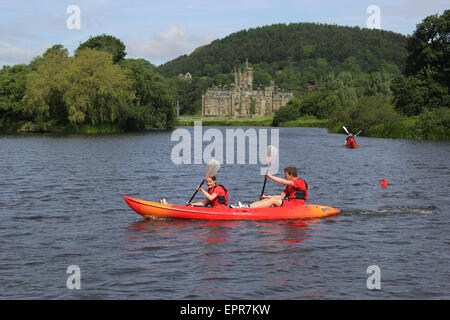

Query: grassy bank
[177,115,330,127]
[177,116,274,126]
[328,116,449,141]
[278,117,329,128]
[7,121,125,134]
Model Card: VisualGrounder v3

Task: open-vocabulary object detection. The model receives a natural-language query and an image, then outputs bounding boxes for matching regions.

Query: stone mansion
[202,61,294,117]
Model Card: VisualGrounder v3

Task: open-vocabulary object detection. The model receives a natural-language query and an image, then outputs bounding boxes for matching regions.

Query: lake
[0,127,449,299]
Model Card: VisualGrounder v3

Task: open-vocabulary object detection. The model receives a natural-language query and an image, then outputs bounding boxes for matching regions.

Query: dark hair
[284,167,298,177]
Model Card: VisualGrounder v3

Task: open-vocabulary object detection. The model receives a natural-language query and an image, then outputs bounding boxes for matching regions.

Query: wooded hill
[158,22,407,80]
[157,23,408,115]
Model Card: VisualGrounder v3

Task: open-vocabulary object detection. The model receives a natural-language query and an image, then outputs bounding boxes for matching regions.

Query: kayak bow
[345,140,359,148]
[123,195,340,220]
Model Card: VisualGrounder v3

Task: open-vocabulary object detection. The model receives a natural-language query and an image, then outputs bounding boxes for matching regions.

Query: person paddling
[186,176,228,208]
[345,133,356,147]
[247,167,308,208]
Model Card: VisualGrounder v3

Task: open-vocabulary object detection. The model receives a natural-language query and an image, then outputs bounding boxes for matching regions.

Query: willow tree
[24,47,135,129]
[63,49,135,126]
[23,49,71,124]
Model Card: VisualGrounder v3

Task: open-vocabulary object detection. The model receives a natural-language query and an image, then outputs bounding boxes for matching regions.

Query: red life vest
[208,185,228,207]
[284,178,308,201]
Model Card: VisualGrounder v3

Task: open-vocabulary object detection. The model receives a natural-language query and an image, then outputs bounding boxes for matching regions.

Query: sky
[0,0,448,67]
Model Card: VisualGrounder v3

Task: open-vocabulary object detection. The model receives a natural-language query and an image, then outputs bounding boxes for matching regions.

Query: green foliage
[0,64,32,129]
[391,75,426,116]
[328,96,401,134]
[271,101,300,126]
[23,50,71,123]
[250,99,256,115]
[43,44,69,58]
[392,11,449,117]
[405,10,449,88]
[368,118,417,139]
[159,23,407,78]
[63,49,135,126]
[158,23,407,115]
[120,58,176,129]
[76,34,126,64]
[23,48,135,129]
[414,108,450,140]
[391,74,449,116]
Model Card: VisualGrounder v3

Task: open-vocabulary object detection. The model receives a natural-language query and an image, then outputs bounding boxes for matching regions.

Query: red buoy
[380,179,388,186]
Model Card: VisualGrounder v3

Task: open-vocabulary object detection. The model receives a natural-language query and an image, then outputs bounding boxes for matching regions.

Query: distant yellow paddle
[188,159,221,204]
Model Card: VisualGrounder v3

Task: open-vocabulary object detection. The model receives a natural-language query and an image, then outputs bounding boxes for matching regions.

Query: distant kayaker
[345,133,355,147]
[247,167,308,208]
[186,176,228,208]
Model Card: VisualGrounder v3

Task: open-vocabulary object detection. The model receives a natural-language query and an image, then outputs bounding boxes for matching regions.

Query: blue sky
[0,0,448,67]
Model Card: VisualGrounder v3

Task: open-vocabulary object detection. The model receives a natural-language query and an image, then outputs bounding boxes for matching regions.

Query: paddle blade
[205,159,220,177]
[343,126,349,134]
[260,145,279,175]
[355,130,362,137]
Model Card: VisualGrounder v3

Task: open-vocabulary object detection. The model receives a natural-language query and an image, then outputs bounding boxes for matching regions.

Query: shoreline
[176,116,448,141]
[1,117,448,141]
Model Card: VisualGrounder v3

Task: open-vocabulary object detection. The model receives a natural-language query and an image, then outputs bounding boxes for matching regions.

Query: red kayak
[123,195,340,220]
[345,140,359,148]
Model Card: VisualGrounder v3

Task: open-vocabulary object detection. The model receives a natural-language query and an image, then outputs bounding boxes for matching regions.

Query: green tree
[0,64,32,129]
[23,50,71,124]
[415,108,450,140]
[405,10,449,87]
[272,100,300,126]
[23,48,135,129]
[120,58,176,129]
[391,75,448,116]
[329,96,401,134]
[43,44,69,58]
[76,34,126,63]
[63,49,135,125]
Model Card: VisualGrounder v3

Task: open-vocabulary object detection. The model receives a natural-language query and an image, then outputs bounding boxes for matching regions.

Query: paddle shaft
[260,177,268,197]
[188,178,205,203]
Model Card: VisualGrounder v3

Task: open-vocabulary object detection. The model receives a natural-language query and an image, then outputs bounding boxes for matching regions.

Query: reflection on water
[125,217,331,299]
[128,218,319,245]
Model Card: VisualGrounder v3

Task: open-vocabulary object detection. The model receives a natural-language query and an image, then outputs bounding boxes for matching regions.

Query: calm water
[0,127,449,299]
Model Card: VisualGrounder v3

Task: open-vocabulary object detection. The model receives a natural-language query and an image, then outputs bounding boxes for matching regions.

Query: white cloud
[0,41,38,63]
[126,25,216,62]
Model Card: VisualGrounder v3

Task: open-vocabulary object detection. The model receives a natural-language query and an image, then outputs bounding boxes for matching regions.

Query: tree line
[0,35,177,133]
[157,22,408,116]
[273,11,449,140]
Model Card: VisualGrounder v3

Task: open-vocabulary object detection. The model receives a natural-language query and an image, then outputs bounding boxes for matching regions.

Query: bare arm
[267,174,295,187]
[200,187,217,202]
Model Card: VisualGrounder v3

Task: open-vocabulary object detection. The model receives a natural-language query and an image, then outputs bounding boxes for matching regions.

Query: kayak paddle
[188,159,221,204]
[260,145,278,198]
[354,130,362,137]
[343,126,350,134]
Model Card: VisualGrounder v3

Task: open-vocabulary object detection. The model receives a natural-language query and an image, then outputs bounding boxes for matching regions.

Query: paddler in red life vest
[345,133,355,147]
[186,176,229,208]
[249,166,308,208]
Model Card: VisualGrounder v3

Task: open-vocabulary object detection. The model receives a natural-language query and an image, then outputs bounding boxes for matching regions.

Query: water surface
[0,127,449,299]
